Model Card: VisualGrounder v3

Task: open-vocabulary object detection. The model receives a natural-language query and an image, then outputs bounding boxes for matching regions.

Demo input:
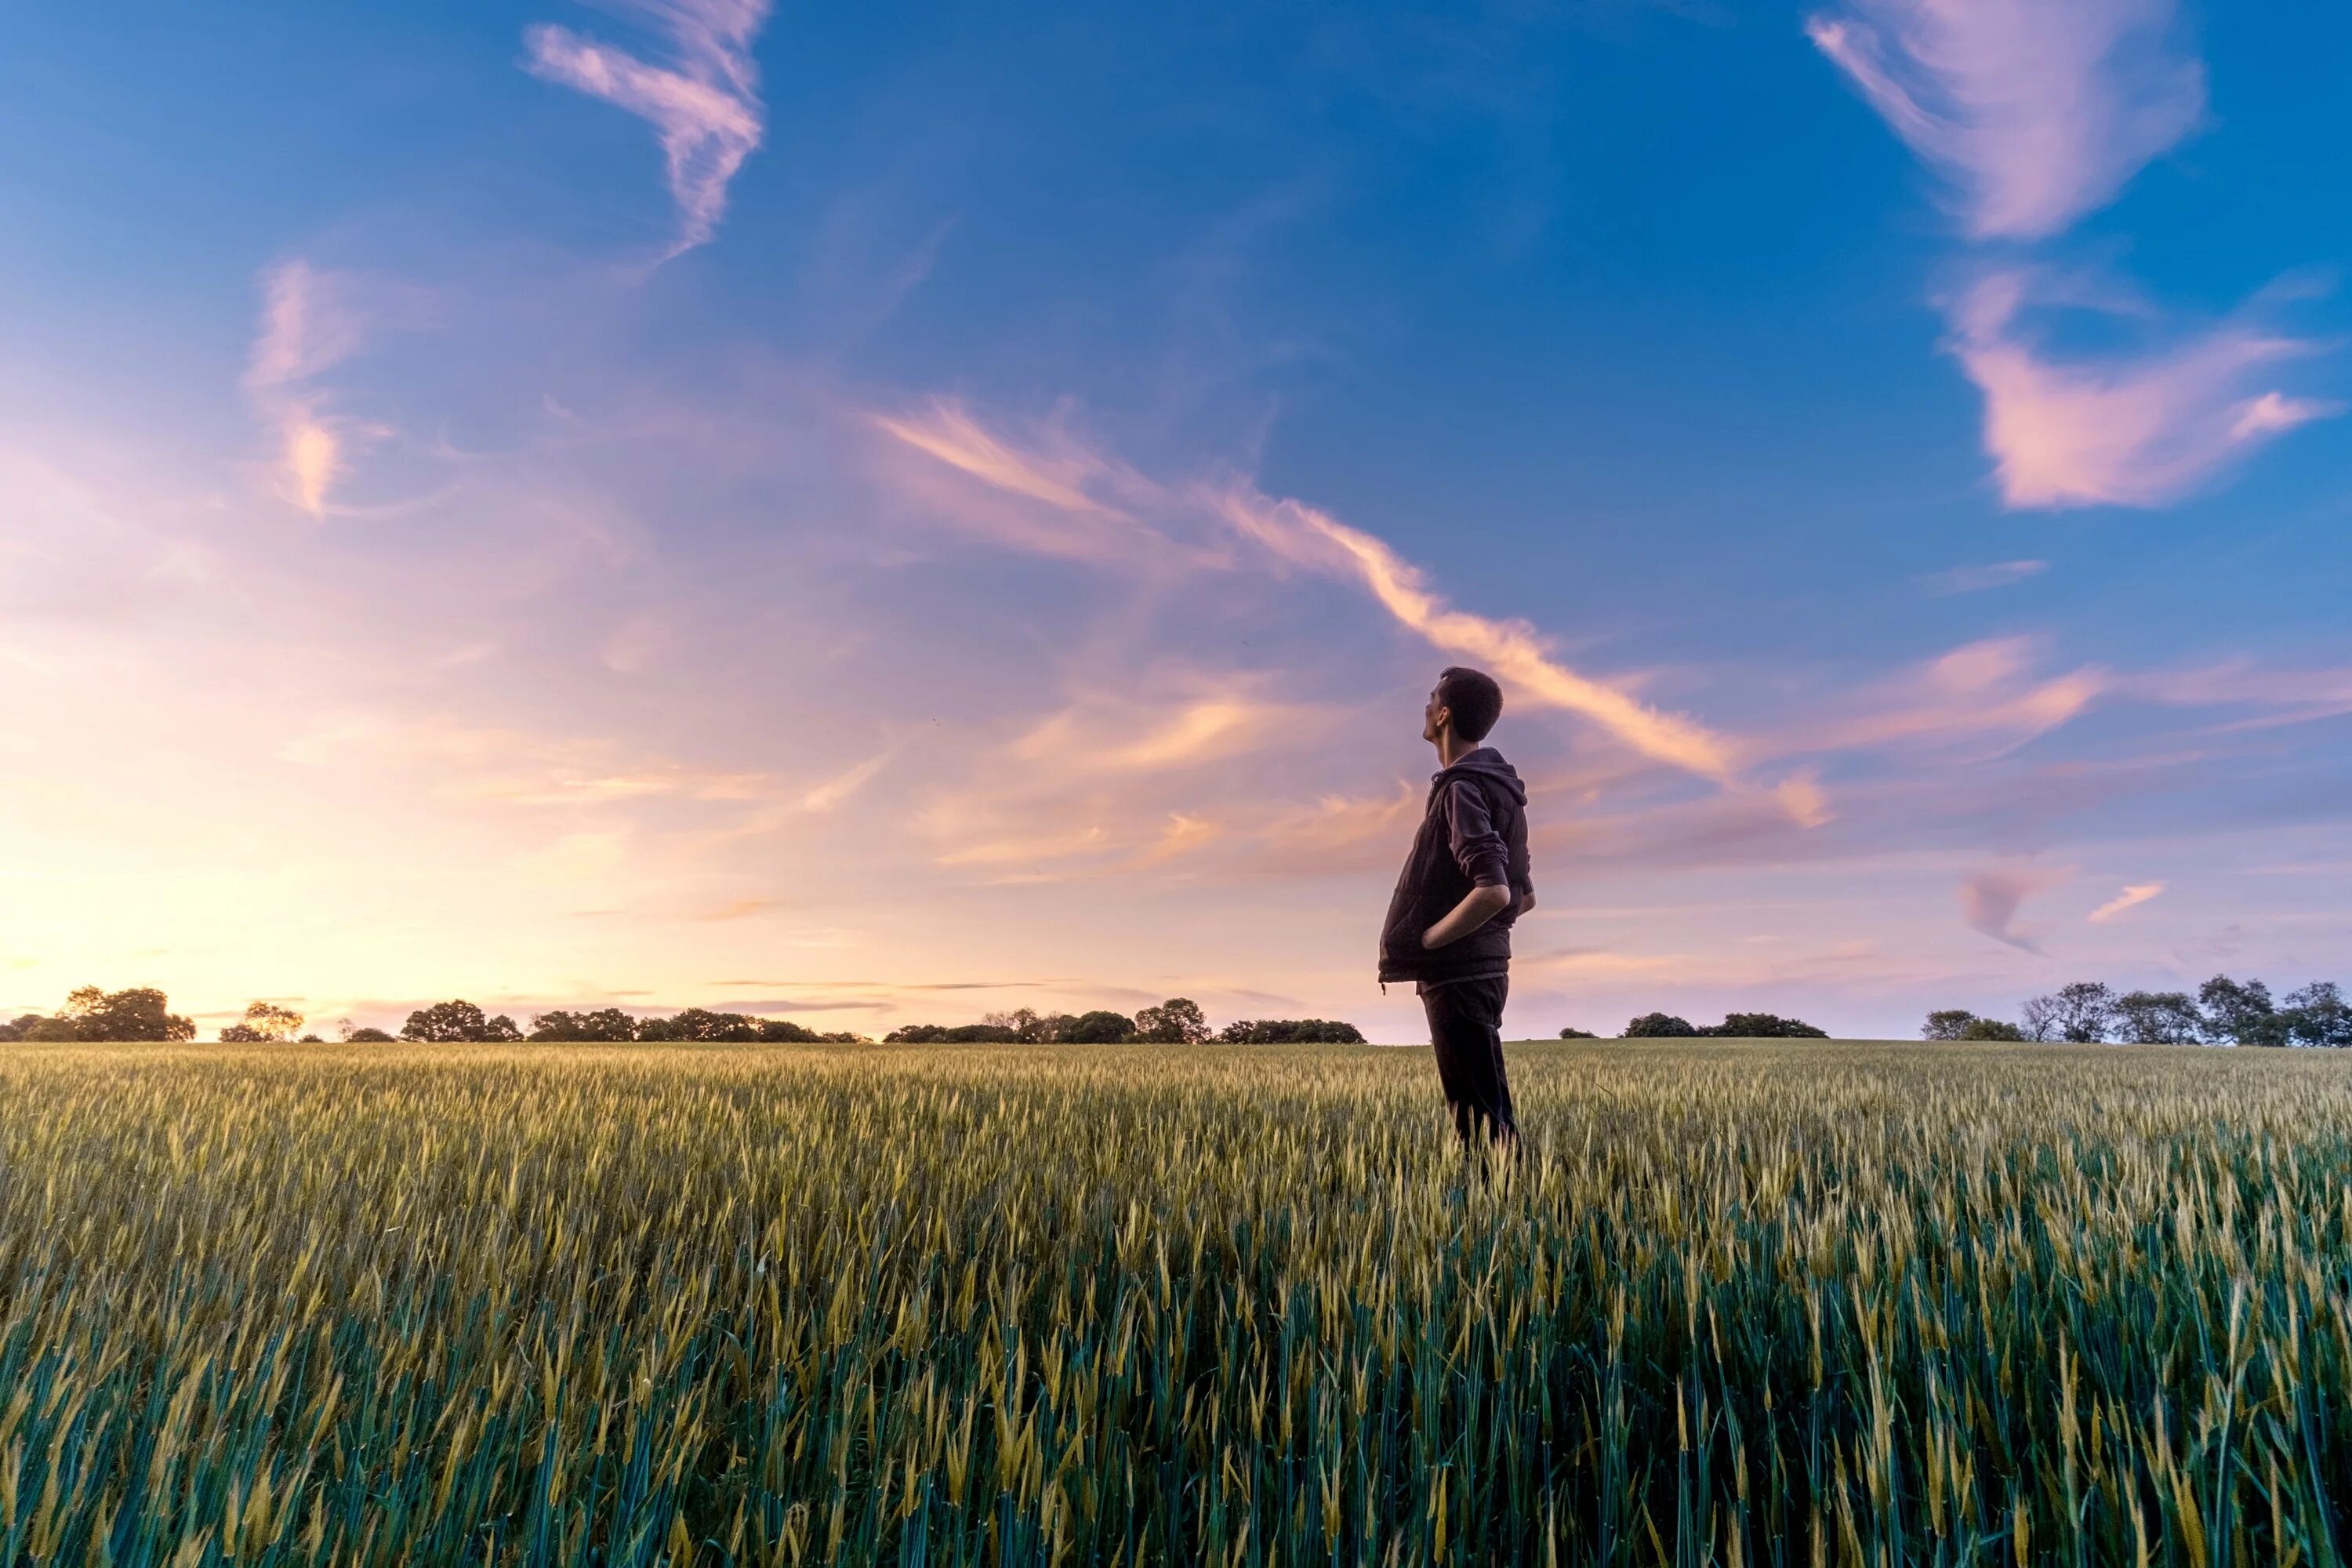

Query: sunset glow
[2,1,2345,1040]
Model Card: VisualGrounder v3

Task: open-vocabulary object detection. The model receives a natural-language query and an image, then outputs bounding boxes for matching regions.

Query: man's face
[1423,685,1446,745]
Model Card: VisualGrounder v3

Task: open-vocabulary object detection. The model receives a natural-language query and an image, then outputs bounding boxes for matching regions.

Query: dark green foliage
[2200,974,2287,1046]
[884,1024,1022,1044]
[1958,1018,2028,1041]
[1058,1010,1138,1044]
[2285,982,2352,1048]
[399,1000,524,1043]
[1557,1026,1598,1040]
[1922,1009,1979,1041]
[1216,1018,1367,1044]
[2022,981,2118,1043]
[2113,990,2204,1044]
[1134,998,1210,1044]
[45,985,197,1042]
[528,1007,640,1042]
[344,1027,396,1043]
[1622,1012,1698,1037]
[1704,1013,1828,1038]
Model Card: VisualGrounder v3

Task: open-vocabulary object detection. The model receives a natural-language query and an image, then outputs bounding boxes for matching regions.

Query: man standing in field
[1378,666,1534,1150]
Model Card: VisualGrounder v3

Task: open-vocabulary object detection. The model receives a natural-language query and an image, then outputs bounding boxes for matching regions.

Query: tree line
[1555,1011,1830,1040]
[880,1002,1363,1045]
[0,988,1363,1047]
[1923,974,2352,1046]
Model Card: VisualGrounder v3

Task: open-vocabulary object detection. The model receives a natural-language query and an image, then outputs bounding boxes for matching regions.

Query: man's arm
[1421,779,1513,949]
[1422,884,1513,949]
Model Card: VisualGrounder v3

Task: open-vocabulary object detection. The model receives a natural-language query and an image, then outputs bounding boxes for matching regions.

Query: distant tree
[221,1001,305,1044]
[2198,975,2286,1047]
[981,1007,1047,1044]
[2111,990,2204,1045]
[21,1017,81,1041]
[1032,1012,1081,1044]
[1134,998,1210,1044]
[2285,982,2352,1048]
[400,1000,522,1043]
[1217,1019,1366,1044]
[2020,982,2115,1044]
[816,1032,866,1044]
[529,1007,638,1042]
[297,1033,324,1044]
[884,1023,1020,1044]
[1060,1010,1137,1044]
[1623,1012,1698,1038]
[637,1008,760,1043]
[346,1027,396,1043]
[0,1014,42,1041]
[56,986,197,1042]
[1707,1013,1828,1039]
[1958,1018,2028,1041]
[1922,1009,1980,1041]
[756,1018,829,1043]
[1558,1026,1598,1040]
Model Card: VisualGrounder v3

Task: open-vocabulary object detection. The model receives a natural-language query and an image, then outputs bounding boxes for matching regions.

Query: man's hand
[1421,884,1513,949]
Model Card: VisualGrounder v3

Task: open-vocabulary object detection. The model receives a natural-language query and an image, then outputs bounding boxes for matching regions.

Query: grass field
[3,1038,2350,1566]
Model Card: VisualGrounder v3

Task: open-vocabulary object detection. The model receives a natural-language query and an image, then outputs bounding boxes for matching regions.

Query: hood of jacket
[1433,746,1526,810]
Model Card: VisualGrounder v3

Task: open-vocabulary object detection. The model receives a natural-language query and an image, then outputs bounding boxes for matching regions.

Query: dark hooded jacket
[1377,746,1533,986]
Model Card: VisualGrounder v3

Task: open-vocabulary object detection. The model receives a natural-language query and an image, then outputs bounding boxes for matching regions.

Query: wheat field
[2,1038,2348,1566]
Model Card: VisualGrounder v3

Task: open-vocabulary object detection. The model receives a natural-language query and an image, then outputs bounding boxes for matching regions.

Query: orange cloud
[1215,488,1741,783]
[2087,882,2165,923]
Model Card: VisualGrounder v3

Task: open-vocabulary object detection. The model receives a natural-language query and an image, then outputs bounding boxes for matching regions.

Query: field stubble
[2,1039,2350,1566]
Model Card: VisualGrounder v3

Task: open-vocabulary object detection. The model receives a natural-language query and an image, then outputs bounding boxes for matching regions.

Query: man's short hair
[1436,666,1503,743]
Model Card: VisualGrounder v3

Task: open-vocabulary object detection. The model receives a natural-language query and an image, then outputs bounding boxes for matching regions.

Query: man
[1377,666,1534,1149]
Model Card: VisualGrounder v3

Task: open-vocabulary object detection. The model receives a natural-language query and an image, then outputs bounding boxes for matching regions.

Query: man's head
[1423,666,1503,747]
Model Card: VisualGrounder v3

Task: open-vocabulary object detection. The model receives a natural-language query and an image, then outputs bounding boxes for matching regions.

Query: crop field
[3,1039,2350,1566]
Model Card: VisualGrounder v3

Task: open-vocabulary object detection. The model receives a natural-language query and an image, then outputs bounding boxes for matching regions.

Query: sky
[2,0,2348,1042]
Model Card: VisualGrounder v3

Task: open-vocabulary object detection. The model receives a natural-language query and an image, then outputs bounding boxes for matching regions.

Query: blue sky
[2,0,2347,1040]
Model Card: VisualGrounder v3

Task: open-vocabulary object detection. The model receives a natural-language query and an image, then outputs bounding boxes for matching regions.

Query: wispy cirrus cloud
[1917,558,2047,596]
[524,0,771,255]
[1958,862,2070,951]
[2088,881,2165,922]
[1213,488,1745,785]
[1806,0,2204,239]
[245,260,373,516]
[1949,270,2339,509]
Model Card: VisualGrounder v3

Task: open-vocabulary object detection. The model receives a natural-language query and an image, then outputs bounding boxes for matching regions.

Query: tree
[1558,1026,1597,1040]
[636,1008,761,1042]
[2198,975,2286,1046]
[1707,1013,1828,1039]
[2020,982,2116,1043]
[756,1018,829,1043]
[1134,998,1210,1044]
[1623,1013,1698,1038]
[399,1000,521,1043]
[2285,982,2352,1048]
[1032,1012,1080,1044]
[221,1001,305,1044]
[529,1007,638,1042]
[981,1008,1046,1043]
[1217,1019,1367,1044]
[1958,1018,2027,1041]
[2111,990,2203,1045]
[55,985,196,1042]
[0,1014,41,1041]
[1060,1010,1137,1044]
[347,1027,396,1043]
[1922,1009,1980,1041]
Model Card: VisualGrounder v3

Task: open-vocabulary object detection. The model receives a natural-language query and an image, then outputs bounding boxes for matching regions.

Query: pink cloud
[1948,269,2339,510]
[2087,881,2164,922]
[524,0,771,255]
[1806,0,2204,239]
[1958,863,2070,950]
[1214,488,1745,786]
[245,260,375,517]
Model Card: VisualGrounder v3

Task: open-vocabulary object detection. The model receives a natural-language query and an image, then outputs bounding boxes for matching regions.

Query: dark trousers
[1421,974,1516,1148]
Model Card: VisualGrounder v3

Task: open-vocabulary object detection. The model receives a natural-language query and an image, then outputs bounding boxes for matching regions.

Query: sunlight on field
[2,1040,2348,1564]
